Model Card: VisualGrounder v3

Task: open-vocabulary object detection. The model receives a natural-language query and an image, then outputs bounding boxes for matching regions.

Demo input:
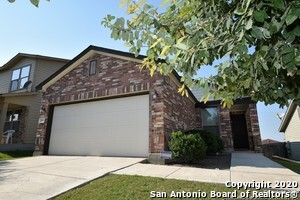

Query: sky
[0,0,286,141]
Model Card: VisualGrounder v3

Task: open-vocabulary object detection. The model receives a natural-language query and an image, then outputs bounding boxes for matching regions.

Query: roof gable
[36,46,147,91]
[36,45,203,104]
[0,53,69,72]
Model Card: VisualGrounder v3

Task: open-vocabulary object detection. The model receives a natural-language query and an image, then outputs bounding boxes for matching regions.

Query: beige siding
[285,106,300,161]
[285,106,300,141]
[1,57,67,145]
[34,59,67,90]
[0,70,11,93]
[0,58,36,93]
[5,93,42,143]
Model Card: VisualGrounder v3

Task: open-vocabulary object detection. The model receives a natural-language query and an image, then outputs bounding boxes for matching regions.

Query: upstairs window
[10,65,30,91]
[89,60,97,76]
[202,107,219,136]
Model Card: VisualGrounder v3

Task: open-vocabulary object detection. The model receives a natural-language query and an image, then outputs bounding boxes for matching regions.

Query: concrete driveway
[0,156,144,200]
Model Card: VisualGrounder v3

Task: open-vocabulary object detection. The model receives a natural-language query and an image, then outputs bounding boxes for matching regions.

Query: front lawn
[272,158,300,175]
[56,174,238,200]
[0,150,33,161]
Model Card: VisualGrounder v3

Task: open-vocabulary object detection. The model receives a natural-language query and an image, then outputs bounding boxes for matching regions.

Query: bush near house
[185,130,224,155]
[168,131,207,164]
[216,137,225,152]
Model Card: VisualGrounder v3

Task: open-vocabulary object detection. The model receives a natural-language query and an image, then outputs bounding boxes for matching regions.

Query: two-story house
[0,53,68,150]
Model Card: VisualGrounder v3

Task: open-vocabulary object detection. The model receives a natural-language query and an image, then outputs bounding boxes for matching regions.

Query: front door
[231,114,249,150]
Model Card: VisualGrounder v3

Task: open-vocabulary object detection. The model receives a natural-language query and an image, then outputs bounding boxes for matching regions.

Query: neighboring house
[34,46,262,162]
[262,139,281,145]
[0,53,69,149]
[279,102,300,161]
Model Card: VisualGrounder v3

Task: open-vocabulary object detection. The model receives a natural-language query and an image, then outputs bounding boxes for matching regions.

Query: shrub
[216,137,224,152]
[185,129,224,155]
[168,131,207,164]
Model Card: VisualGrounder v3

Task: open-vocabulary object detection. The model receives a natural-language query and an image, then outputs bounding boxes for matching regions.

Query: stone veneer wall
[248,103,262,152]
[34,53,199,155]
[245,109,254,150]
[14,107,28,143]
[219,106,234,151]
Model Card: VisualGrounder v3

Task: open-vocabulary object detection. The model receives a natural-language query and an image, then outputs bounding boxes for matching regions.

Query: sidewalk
[114,152,300,189]
[231,152,300,189]
[114,162,230,184]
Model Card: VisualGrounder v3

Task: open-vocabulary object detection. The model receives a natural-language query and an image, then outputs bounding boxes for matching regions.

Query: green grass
[272,158,300,175]
[56,174,239,200]
[0,150,33,161]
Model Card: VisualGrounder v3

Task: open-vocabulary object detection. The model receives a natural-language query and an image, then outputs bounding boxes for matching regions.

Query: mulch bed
[166,152,232,170]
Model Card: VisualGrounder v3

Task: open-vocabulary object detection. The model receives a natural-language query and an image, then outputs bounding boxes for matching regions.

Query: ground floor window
[201,107,219,136]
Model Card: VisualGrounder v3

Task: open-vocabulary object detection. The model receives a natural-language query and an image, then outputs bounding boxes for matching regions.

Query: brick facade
[162,76,201,149]
[219,106,234,151]
[34,49,262,156]
[248,103,262,152]
[34,53,199,154]
[218,103,262,152]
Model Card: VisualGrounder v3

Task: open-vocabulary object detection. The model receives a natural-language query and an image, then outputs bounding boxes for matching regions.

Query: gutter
[0,92,39,97]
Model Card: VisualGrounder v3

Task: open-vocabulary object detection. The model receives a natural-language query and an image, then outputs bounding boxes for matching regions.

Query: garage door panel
[51,116,146,131]
[48,95,149,157]
[52,110,146,129]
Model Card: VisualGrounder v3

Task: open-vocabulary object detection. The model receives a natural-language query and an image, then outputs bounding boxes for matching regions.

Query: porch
[0,99,28,145]
[219,103,262,152]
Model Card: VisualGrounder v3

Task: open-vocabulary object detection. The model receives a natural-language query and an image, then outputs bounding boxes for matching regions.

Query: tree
[7,0,48,7]
[102,0,300,107]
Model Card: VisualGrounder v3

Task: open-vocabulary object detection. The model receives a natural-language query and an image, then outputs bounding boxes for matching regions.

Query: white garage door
[48,95,149,157]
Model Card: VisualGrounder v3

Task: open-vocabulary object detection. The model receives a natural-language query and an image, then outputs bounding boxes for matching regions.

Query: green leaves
[282,49,295,65]
[253,10,268,23]
[269,21,282,34]
[293,25,300,36]
[251,26,263,39]
[7,0,50,7]
[175,43,188,50]
[244,79,251,89]
[30,0,39,7]
[160,45,170,56]
[273,0,285,10]
[245,18,253,30]
[286,13,298,25]
[107,15,115,22]
[199,49,209,58]
[103,0,300,108]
